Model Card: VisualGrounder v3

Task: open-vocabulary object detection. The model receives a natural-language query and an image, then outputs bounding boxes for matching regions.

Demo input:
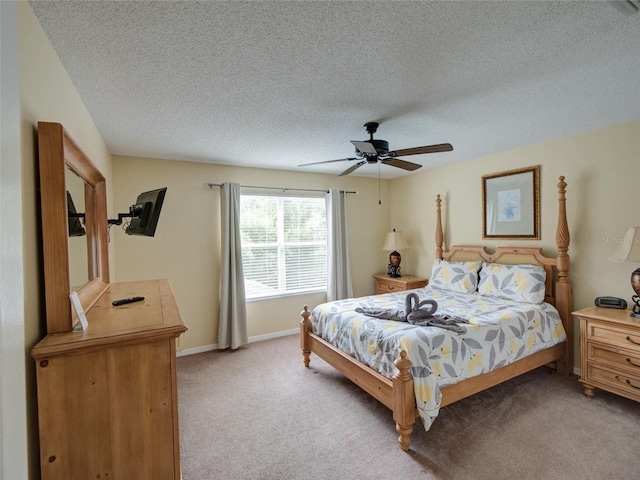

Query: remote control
[112,296,145,306]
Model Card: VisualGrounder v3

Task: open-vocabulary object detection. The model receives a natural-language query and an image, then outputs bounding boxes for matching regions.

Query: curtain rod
[205,183,358,194]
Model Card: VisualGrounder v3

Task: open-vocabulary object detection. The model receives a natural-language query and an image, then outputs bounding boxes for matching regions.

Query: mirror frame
[38,122,110,333]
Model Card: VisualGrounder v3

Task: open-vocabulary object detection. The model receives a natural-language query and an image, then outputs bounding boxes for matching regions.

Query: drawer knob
[388,285,395,290]
[626,335,640,346]
[626,357,640,368]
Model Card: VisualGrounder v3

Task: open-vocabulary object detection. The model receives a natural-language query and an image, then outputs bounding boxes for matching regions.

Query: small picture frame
[70,291,89,332]
[482,165,540,239]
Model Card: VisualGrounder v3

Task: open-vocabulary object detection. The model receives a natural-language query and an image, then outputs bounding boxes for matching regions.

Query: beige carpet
[177,334,640,480]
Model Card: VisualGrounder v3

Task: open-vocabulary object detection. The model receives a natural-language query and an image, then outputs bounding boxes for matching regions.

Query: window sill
[246,289,326,303]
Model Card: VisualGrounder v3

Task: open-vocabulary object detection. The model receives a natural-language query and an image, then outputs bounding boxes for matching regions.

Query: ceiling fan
[298,122,453,176]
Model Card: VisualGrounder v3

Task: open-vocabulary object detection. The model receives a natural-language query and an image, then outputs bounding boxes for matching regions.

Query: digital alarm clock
[594,296,627,309]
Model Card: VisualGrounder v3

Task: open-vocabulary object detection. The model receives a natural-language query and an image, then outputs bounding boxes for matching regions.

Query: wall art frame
[482,165,540,239]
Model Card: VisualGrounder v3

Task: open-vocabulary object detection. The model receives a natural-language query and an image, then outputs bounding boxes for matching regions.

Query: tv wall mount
[108,202,151,227]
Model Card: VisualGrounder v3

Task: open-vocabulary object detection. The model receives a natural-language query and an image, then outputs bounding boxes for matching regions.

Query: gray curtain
[218,182,248,349]
[326,189,353,302]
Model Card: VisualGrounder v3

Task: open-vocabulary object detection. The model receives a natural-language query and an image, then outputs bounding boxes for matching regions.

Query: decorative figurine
[382,228,408,278]
[388,251,402,278]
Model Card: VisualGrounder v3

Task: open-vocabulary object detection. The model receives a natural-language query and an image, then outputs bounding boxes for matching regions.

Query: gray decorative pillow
[429,259,483,294]
[478,263,546,304]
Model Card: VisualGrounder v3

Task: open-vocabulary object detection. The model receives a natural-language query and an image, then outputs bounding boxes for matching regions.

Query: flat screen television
[125,187,167,237]
[66,191,86,237]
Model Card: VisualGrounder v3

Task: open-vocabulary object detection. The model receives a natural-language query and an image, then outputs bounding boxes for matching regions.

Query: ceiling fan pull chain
[378,163,382,205]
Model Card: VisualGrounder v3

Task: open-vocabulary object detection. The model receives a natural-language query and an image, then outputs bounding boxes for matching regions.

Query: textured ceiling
[29,0,640,179]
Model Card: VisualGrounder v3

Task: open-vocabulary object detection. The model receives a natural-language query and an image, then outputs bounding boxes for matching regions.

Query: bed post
[435,194,444,260]
[393,350,415,452]
[300,305,312,367]
[555,176,573,376]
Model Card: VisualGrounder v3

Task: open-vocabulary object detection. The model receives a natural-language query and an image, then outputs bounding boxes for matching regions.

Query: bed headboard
[434,176,573,374]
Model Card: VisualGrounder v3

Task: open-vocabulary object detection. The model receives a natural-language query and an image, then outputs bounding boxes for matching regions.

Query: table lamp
[382,228,409,278]
[609,226,640,319]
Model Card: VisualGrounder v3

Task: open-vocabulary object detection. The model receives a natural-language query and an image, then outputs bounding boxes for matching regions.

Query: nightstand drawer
[588,343,640,376]
[587,322,640,352]
[373,275,428,295]
[586,364,640,401]
[376,280,402,294]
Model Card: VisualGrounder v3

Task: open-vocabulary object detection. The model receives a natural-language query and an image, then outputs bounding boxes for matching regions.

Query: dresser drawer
[587,343,640,377]
[586,322,640,352]
[586,363,640,401]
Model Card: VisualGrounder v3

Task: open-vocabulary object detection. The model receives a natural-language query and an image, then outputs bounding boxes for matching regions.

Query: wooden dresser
[574,306,640,402]
[31,279,187,480]
[373,274,428,295]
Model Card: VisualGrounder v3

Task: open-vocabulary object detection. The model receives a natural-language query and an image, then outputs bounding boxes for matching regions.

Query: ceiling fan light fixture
[352,139,389,157]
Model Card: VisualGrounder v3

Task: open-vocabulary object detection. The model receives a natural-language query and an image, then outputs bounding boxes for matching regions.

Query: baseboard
[248,328,298,344]
[176,343,218,357]
[176,328,298,357]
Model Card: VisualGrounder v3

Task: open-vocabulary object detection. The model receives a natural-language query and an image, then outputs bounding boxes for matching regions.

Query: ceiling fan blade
[339,161,366,176]
[350,140,378,155]
[298,157,357,167]
[381,158,422,171]
[388,143,453,157]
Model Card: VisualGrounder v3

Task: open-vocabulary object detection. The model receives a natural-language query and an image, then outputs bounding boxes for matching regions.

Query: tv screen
[125,187,167,237]
[67,191,86,237]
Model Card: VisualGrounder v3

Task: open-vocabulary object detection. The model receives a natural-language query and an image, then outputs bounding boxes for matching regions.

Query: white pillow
[429,259,483,294]
[478,263,546,304]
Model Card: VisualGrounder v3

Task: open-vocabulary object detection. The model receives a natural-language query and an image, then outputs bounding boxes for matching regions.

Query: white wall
[1,3,28,478]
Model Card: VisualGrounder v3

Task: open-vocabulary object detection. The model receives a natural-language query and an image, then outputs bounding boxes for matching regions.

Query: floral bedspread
[310,285,566,431]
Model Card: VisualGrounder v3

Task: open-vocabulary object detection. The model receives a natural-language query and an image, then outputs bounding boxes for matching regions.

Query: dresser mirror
[66,166,90,289]
[38,122,110,333]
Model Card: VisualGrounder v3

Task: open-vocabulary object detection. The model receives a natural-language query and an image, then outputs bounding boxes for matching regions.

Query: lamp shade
[382,229,409,251]
[609,227,640,262]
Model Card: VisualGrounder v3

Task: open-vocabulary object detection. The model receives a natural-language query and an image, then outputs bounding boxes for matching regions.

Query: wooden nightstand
[373,274,428,295]
[574,306,640,403]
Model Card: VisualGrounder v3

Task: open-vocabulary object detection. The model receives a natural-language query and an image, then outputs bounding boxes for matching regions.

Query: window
[240,194,327,300]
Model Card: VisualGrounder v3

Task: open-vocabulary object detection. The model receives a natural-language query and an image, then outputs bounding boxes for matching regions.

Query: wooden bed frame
[300,176,573,451]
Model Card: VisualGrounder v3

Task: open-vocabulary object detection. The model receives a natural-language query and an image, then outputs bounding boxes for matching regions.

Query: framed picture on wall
[482,165,540,239]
